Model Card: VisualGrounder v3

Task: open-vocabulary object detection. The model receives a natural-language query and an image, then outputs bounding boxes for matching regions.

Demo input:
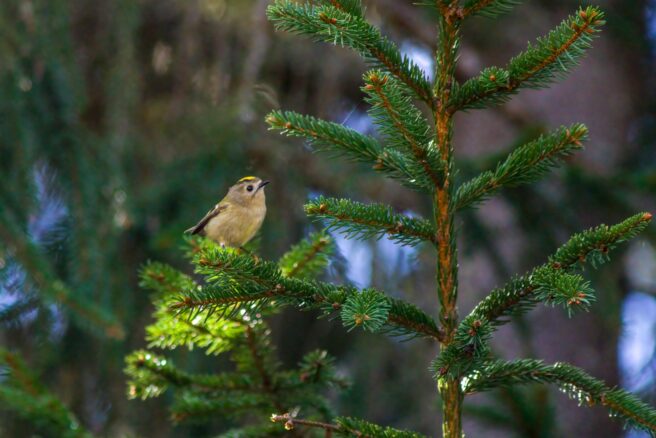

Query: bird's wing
[184,203,228,235]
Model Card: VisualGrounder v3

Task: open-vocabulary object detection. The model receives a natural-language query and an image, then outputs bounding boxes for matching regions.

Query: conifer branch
[244,325,286,413]
[0,349,92,438]
[125,350,254,399]
[0,216,124,339]
[168,249,443,341]
[451,7,605,111]
[363,70,443,186]
[305,196,437,246]
[455,124,587,210]
[549,213,653,267]
[266,110,435,192]
[433,213,652,379]
[127,346,345,417]
[271,413,342,434]
[280,231,334,279]
[271,413,427,437]
[139,261,254,355]
[341,288,392,333]
[385,310,443,341]
[1,349,42,398]
[172,281,444,341]
[461,0,521,19]
[416,1,458,19]
[463,359,656,434]
[171,392,269,423]
[474,212,650,327]
[298,350,350,389]
[146,301,246,355]
[139,261,197,297]
[266,1,433,103]
[321,0,363,18]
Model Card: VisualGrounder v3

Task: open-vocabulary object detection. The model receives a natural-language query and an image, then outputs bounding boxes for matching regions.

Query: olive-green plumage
[185,176,269,247]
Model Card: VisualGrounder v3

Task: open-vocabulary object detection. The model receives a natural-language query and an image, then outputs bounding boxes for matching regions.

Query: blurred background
[1,0,656,436]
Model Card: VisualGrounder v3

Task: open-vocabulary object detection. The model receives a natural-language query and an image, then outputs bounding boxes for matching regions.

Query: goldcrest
[185,176,269,248]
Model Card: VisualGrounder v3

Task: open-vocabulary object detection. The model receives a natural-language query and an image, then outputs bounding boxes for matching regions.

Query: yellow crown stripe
[238,176,257,182]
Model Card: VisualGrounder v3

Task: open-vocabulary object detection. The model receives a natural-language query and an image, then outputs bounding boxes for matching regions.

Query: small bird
[185,176,269,248]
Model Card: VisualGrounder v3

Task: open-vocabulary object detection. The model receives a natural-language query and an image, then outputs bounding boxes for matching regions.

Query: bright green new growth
[123,0,655,436]
[125,236,346,430]
[168,240,442,340]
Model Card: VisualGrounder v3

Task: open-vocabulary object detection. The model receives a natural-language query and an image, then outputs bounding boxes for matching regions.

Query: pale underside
[203,202,266,247]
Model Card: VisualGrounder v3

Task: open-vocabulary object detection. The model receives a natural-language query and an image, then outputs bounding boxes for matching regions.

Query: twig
[271,413,352,435]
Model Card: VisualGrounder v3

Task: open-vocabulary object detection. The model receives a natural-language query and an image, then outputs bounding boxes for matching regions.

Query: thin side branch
[267,2,433,103]
[433,212,652,379]
[452,7,604,111]
[271,413,344,434]
[462,0,495,16]
[463,359,656,434]
[271,413,428,437]
[454,124,587,210]
[170,250,444,341]
[461,0,521,19]
[171,284,444,342]
[244,325,285,412]
[266,110,434,192]
[305,196,437,246]
[364,71,442,186]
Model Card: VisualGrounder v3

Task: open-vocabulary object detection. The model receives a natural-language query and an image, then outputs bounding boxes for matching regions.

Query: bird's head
[226,176,270,205]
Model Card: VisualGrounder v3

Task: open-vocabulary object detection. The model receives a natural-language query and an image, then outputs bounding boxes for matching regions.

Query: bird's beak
[257,180,270,192]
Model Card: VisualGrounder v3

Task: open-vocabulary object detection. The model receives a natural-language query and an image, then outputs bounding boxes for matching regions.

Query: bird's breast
[204,201,266,247]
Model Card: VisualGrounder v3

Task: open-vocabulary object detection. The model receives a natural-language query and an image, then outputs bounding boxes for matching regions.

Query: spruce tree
[125,1,656,437]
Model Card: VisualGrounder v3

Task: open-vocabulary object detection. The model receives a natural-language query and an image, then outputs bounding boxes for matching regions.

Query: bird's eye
[246,185,254,192]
